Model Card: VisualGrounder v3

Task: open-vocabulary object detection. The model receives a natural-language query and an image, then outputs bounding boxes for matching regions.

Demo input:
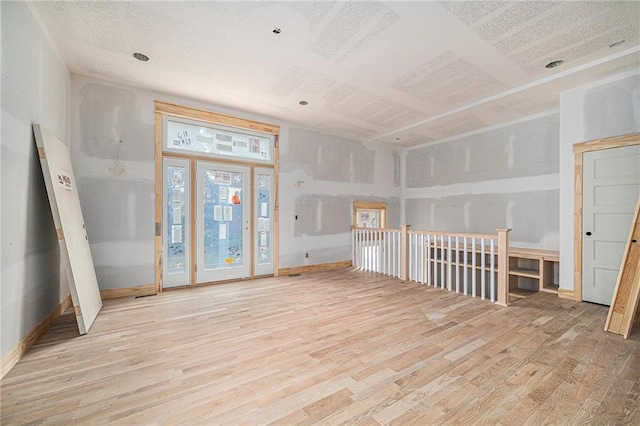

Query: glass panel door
[254,168,274,275]
[196,161,250,283]
[162,158,191,288]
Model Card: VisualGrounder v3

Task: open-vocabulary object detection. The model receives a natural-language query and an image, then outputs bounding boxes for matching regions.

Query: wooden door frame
[154,101,280,292]
[573,132,640,302]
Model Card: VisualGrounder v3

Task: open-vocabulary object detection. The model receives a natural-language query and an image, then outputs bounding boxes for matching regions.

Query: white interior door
[196,162,251,283]
[33,124,102,334]
[583,144,640,305]
[162,158,191,288]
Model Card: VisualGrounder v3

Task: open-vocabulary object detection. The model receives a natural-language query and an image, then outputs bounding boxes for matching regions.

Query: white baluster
[490,238,496,302]
[454,236,459,293]
[463,237,468,295]
[420,234,425,284]
[447,235,452,291]
[433,235,439,286]
[481,238,486,300]
[409,233,414,281]
[426,234,432,285]
[472,237,477,297]
[440,235,446,289]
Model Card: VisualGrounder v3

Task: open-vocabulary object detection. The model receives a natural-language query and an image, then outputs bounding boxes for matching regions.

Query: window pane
[203,169,244,270]
[166,119,272,163]
[257,173,271,265]
[358,210,380,228]
[167,166,186,274]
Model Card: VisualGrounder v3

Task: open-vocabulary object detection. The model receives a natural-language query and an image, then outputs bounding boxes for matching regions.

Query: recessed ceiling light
[272,28,281,34]
[299,100,308,106]
[609,39,626,48]
[545,60,564,69]
[133,52,149,62]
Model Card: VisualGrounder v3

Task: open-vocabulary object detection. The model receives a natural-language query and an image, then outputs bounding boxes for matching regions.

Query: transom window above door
[164,116,275,165]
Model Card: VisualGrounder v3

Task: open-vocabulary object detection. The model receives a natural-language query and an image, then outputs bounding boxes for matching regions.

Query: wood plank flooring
[2,268,639,425]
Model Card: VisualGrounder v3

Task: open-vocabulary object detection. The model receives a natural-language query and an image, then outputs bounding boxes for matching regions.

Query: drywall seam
[371,46,640,143]
[404,109,560,152]
[24,1,66,65]
[404,173,558,199]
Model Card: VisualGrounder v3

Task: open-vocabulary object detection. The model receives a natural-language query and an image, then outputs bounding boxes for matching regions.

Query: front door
[582,144,640,305]
[196,161,251,283]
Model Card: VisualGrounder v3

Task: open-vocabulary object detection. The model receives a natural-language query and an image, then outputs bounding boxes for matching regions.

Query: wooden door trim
[573,133,640,302]
[154,101,280,292]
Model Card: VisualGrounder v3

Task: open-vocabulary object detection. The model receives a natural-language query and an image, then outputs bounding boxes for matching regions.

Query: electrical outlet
[305,253,309,258]
[295,214,298,220]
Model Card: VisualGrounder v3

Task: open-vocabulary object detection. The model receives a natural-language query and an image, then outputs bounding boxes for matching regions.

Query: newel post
[496,228,511,307]
[401,224,411,281]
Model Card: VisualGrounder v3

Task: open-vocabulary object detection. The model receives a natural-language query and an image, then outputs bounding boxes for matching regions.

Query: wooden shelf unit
[508,248,559,299]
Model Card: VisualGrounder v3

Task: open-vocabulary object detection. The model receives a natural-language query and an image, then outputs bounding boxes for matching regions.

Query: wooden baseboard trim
[558,288,580,301]
[278,260,353,276]
[1,295,72,380]
[100,284,156,300]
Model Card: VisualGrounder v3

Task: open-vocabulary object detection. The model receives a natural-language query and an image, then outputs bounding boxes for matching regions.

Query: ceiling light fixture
[272,27,281,34]
[545,60,564,69]
[299,100,308,106]
[133,52,149,62]
[609,39,626,48]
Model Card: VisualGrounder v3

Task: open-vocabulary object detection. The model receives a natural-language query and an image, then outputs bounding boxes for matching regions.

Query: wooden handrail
[408,229,498,240]
[352,226,511,307]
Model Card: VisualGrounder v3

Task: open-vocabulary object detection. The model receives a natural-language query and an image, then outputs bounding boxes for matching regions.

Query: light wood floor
[2,268,639,425]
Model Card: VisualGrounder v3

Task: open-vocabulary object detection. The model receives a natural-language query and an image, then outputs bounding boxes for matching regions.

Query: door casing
[573,133,640,302]
[154,101,280,292]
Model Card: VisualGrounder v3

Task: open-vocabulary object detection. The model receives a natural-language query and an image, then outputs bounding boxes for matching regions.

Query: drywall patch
[78,83,154,161]
[406,114,559,188]
[279,245,353,269]
[294,195,351,236]
[307,2,384,60]
[393,150,401,187]
[405,190,559,247]
[282,127,374,183]
[390,51,506,108]
[584,74,640,141]
[77,177,153,244]
[94,265,153,290]
[294,195,401,237]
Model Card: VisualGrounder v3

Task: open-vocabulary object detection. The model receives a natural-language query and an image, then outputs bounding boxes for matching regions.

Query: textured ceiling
[31,1,640,147]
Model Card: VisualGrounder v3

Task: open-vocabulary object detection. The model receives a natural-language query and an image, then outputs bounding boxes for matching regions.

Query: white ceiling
[31,1,640,147]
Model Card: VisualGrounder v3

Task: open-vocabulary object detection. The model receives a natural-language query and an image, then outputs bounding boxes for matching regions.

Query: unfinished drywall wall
[559,71,640,293]
[406,114,559,188]
[282,128,375,183]
[70,78,156,290]
[279,127,401,267]
[1,1,71,358]
[405,191,559,246]
[71,76,402,284]
[404,112,560,249]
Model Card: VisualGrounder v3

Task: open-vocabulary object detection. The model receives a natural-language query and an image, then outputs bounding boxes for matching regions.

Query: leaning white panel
[33,124,103,334]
